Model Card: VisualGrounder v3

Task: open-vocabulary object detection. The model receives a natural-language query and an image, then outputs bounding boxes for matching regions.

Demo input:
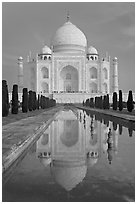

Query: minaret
[17,56,24,93]
[112,57,119,93]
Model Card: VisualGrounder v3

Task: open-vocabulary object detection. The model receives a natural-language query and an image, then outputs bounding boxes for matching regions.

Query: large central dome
[51,21,87,52]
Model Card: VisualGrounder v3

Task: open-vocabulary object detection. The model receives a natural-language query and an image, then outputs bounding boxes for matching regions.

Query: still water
[3,108,135,202]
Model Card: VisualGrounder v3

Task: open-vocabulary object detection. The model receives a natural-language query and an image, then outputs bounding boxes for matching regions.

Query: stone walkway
[2,106,63,173]
[76,105,135,122]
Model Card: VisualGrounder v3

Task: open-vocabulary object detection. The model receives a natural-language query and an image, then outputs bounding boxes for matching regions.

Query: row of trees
[2,81,56,117]
[83,90,134,112]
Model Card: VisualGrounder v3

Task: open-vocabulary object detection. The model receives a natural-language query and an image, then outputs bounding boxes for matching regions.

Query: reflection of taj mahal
[36,110,119,191]
[18,15,119,103]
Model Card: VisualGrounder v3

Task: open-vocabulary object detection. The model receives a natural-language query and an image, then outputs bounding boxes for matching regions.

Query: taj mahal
[17,15,119,103]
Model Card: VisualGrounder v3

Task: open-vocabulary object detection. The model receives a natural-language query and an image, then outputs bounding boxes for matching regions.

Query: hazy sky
[2,2,135,92]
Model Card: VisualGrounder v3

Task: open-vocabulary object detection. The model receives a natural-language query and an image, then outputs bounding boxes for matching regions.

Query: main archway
[59,66,79,93]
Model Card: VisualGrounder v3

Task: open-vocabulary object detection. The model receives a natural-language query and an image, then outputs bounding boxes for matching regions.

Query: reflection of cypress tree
[90,118,94,138]
[128,128,133,137]
[90,112,94,119]
[119,124,123,135]
[86,110,90,116]
[113,122,117,131]
[106,118,109,127]
[104,119,107,125]
[103,118,109,127]
[95,114,102,123]
[107,148,113,164]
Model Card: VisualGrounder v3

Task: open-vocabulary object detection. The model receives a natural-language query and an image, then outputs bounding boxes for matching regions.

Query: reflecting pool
[3,108,135,202]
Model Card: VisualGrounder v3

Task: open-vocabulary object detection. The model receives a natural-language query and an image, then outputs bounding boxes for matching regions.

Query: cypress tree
[113,92,117,110]
[11,84,18,114]
[100,96,103,109]
[22,88,28,113]
[113,122,117,131]
[2,80,9,117]
[45,97,49,108]
[85,99,90,107]
[28,90,33,111]
[103,95,107,109]
[119,90,123,111]
[106,94,110,109]
[32,91,37,110]
[127,90,134,112]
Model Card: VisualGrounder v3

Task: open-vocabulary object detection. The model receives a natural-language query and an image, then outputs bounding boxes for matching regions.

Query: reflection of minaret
[18,56,24,93]
[112,57,119,93]
[113,127,119,155]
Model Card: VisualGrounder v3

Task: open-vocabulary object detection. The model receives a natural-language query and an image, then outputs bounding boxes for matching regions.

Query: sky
[2,2,135,92]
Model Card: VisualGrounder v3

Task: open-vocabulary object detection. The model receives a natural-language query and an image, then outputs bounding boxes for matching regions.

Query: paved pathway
[76,105,135,122]
[2,106,63,173]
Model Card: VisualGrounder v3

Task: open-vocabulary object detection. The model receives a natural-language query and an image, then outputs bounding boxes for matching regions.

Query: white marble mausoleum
[17,16,119,103]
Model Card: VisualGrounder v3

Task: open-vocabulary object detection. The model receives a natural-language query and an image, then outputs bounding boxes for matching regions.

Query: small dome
[87,46,98,55]
[42,45,52,54]
[51,21,87,52]
[18,56,23,60]
[113,57,118,62]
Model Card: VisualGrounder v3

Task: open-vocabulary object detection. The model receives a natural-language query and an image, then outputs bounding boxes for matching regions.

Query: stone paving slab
[2,106,63,173]
[76,106,135,122]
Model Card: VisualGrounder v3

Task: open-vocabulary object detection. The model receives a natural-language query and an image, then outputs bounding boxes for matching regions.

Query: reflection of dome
[87,46,98,55]
[39,157,51,167]
[42,45,52,54]
[51,21,87,52]
[51,162,87,191]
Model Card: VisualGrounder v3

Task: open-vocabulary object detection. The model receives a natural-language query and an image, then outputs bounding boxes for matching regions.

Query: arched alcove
[90,67,97,79]
[59,65,78,92]
[41,82,49,93]
[41,67,49,78]
[89,82,97,93]
[41,133,49,145]
[103,83,107,93]
[103,68,108,79]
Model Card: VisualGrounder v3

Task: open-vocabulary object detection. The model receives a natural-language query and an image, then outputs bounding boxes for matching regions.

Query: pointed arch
[103,83,107,93]
[89,82,97,93]
[103,67,108,79]
[41,67,49,78]
[90,67,97,79]
[41,82,49,93]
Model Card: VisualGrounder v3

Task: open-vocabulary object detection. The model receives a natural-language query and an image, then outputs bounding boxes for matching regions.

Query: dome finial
[67,11,70,22]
